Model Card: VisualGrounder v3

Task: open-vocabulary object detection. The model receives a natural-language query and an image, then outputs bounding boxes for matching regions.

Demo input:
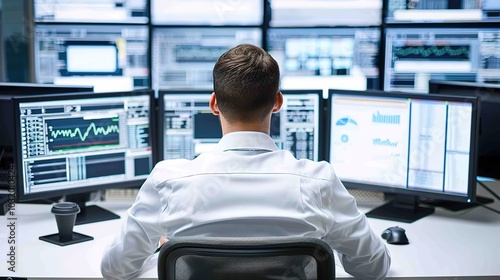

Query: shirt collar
[216,131,278,152]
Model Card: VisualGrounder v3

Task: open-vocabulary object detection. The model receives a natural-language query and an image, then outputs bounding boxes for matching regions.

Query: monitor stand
[366,195,435,223]
[66,193,120,225]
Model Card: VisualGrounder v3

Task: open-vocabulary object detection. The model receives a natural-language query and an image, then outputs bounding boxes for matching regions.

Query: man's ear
[209,92,220,116]
[272,92,284,113]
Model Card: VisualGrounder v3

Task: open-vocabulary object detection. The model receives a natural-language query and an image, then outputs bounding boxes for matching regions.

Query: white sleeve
[100,170,165,280]
[322,169,391,280]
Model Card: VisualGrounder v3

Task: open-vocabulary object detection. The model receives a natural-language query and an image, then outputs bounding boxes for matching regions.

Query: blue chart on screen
[336,117,358,143]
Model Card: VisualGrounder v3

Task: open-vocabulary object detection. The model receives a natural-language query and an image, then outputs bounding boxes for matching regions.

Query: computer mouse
[381,226,409,245]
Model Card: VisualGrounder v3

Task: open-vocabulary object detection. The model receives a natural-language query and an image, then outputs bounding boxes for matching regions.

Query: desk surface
[1,189,500,279]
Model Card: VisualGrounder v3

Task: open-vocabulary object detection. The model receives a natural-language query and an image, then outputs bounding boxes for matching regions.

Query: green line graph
[49,122,119,142]
[394,45,469,58]
[46,117,120,151]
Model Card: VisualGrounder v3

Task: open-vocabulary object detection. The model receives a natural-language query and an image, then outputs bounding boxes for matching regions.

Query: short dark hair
[213,44,280,122]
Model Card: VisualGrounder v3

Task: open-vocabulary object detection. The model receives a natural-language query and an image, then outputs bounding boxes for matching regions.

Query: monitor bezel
[158,89,325,161]
[326,89,480,203]
[0,83,94,95]
[12,89,156,202]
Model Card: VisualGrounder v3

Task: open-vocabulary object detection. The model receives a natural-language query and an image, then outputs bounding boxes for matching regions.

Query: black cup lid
[51,202,80,215]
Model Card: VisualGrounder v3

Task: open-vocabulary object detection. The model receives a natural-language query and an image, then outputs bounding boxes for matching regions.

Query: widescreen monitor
[0,90,154,225]
[429,80,500,180]
[33,0,148,23]
[270,0,382,26]
[384,27,500,93]
[158,90,323,161]
[386,0,500,23]
[152,27,262,91]
[327,89,479,222]
[267,28,381,96]
[34,24,149,92]
[151,0,263,25]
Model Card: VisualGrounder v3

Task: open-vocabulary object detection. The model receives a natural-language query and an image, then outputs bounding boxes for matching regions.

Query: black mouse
[381,226,409,245]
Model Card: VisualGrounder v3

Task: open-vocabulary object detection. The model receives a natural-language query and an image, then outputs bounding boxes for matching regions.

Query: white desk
[1,195,500,279]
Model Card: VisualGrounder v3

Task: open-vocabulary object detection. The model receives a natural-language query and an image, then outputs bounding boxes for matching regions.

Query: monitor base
[66,193,121,225]
[366,195,435,223]
[75,205,120,225]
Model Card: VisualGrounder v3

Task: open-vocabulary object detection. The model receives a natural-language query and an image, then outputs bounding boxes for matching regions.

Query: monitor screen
[34,24,149,92]
[327,89,479,222]
[62,41,120,76]
[151,0,263,25]
[34,0,148,23]
[429,80,500,180]
[384,27,500,93]
[386,0,500,23]
[270,0,382,27]
[267,28,380,96]
[152,27,262,91]
[4,90,154,223]
[159,90,323,161]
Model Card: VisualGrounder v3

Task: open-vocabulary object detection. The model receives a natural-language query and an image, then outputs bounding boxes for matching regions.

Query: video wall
[31,0,500,93]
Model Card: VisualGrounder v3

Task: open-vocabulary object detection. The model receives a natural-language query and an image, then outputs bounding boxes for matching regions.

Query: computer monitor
[327,89,479,223]
[266,27,381,96]
[384,27,500,93]
[0,90,154,224]
[269,0,382,26]
[151,0,263,25]
[152,27,262,91]
[429,80,500,180]
[0,83,93,95]
[386,0,500,23]
[34,24,149,92]
[33,0,148,23]
[158,90,324,161]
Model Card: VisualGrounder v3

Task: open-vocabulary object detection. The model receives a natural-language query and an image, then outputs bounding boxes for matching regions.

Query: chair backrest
[157,236,335,280]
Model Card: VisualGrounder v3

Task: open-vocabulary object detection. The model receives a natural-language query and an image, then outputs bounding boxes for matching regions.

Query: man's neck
[221,121,270,135]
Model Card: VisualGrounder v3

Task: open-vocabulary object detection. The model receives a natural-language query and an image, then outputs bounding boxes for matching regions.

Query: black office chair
[157,236,335,280]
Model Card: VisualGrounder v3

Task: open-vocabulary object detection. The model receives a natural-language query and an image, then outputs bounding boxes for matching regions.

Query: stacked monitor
[152,28,262,91]
[385,0,500,23]
[429,80,500,180]
[267,28,381,95]
[151,0,264,25]
[327,89,479,222]
[383,27,500,93]
[158,90,324,161]
[34,24,149,92]
[0,89,154,224]
[33,0,149,23]
[269,0,383,27]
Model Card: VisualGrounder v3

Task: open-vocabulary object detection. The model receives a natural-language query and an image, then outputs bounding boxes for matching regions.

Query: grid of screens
[159,90,322,161]
[151,0,264,25]
[429,80,500,180]
[152,27,262,90]
[384,27,500,93]
[33,0,149,23]
[386,0,500,23]
[15,91,153,201]
[267,28,380,94]
[328,89,478,202]
[34,24,149,92]
[270,0,383,26]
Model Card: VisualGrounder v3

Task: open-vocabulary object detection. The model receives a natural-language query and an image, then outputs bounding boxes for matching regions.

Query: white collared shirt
[101,131,390,280]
